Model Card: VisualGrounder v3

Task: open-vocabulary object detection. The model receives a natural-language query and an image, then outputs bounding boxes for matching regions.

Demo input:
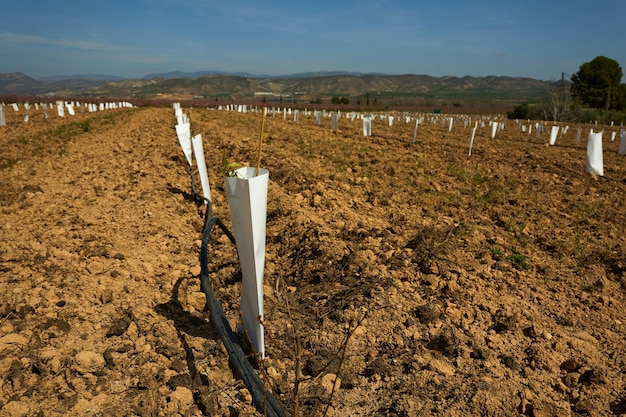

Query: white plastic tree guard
[618,130,626,155]
[468,126,477,156]
[225,166,269,358]
[191,134,212,203]
[586,131,604,176]
[175,123,193,166]
[363,117,372,137]
[549,126,559,145]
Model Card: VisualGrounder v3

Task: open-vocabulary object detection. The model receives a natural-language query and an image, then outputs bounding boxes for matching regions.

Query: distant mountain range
[142,70,387,80]
[39,74,124,82]
[0,72,117,96]
[0,70,557,108]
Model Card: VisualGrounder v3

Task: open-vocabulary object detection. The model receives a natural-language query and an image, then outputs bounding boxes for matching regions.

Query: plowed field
[1,105,625,416]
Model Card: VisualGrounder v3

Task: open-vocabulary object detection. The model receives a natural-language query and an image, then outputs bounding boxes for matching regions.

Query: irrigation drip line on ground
[183,162,287,417]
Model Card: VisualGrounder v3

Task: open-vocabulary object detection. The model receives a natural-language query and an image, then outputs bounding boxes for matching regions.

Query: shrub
[507,104,542,120]
[331,96,350,105]
[571,107,626,125]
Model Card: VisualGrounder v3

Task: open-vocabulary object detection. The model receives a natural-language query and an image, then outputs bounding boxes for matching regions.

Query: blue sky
[1,0,625,81]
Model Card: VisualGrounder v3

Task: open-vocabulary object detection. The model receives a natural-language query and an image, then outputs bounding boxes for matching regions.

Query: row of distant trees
[510,56,626,123]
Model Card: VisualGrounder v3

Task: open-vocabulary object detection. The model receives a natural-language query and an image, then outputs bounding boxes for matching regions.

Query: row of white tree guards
[211,104,626,176]
[177,103,625,357]
[174,103,269,358]
[0,100,134,126]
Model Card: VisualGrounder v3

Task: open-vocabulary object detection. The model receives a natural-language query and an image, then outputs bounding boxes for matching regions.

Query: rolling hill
[0,71,554,109]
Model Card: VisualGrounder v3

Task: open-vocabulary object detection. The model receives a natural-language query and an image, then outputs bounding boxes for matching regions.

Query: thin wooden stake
[255,107,267,177]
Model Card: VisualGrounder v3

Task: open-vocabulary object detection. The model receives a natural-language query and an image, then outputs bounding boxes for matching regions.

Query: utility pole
[560,72,565,104]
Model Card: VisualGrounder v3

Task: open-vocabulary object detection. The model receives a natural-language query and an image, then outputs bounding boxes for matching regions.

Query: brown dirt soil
[1,104,626,417]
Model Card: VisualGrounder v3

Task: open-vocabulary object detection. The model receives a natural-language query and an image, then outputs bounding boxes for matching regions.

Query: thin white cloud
[0,32,125,52]
[0,32,168,65]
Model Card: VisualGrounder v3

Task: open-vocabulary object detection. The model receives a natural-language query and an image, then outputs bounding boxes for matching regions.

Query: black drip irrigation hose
[183,162,287,417]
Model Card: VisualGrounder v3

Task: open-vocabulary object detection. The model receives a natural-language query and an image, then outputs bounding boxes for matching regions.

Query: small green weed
[490,247,504,260]
[489,244,530,270]
[50,119,95,142]
[296,138,315,159]
[509,250,530,270]
[79,120,91,132]
[1,157,20,169]
[472,172,490,186]
[472,189,499,205]
[447,164,467,180]
[101,113,116,125]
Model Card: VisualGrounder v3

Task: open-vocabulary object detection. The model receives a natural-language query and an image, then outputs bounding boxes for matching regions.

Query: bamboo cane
[255,107,267,177]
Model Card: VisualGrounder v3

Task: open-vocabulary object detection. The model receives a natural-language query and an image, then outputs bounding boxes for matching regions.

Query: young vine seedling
[221,153,241,178]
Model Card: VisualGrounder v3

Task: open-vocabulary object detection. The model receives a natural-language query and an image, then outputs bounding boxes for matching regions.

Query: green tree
[613,83,626,111]
[571,56,623,110]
